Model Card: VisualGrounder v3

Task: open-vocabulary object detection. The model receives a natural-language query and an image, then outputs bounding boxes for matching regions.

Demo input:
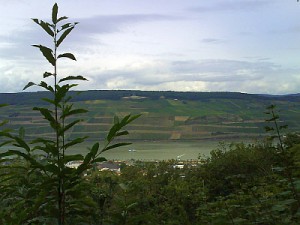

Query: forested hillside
[1,90,300,105]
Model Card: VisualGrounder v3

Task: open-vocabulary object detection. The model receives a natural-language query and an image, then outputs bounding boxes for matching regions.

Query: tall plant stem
[53,23,65,225]
[271,110,284,153]
[270,108,300,209]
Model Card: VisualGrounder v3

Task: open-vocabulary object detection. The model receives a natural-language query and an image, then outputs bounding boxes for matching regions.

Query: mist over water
[70,140,219,161]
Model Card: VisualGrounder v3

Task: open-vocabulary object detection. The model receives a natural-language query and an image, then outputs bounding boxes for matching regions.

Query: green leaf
[34,144,58,156]
[76,163,91,175]
[32,45,55,66]
[120,114,131,125]
[0,150,16,158]
[279,125,288,129]
[13,136,31,152]
[127,202,138,210]
[43,72,53,78]
[32,19,54,37]
[19,127,25,139]
[52,3,58,24]
[266,104,276,110]
[57,27,74,47]
[116,130,129,137]
[58,119,82,136]
[90,142,99,157]
[33,107,56,126]
[107,124,119,142]
[58,75,88,83]
[6,150,41,167]
[126,114,141,124]
[0,140,13,147]
[0,131,12,138]
[30,138,55,145]
[266,116,279,122]
[280,198,297,205]
[32,18,39,24]
[264,126,274,132]
[106,114,140,142]
[272,204,286,212]
[83,152,92,164]
[64,95,73,103]
[66,83,78,89]
[0,173,21,183]
[39,81,54,92]
[64,137,87,149]
[57,16,68,23]
[0,119,8,127]
[60,23,71,31]
[57,53,76,61]
[61,108,88,119]
[121,114,140,127]
[55,84,69,104]
[294,179,300,191]
[23,82,36,90]
[40,21,54,37]
[45,164,59,174]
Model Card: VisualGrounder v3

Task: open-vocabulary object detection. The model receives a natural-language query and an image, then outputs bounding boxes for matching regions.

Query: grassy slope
[0,91,299,141]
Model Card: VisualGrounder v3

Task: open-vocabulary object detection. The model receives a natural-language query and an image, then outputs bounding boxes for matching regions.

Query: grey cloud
[0,13,179,61]
[268,25,300,36]
[82,59,293,94]
[0,25,37,60]
[78,14,179,35]
[190,0,273,13]
[201,38,223,44]
[170,59,279,78]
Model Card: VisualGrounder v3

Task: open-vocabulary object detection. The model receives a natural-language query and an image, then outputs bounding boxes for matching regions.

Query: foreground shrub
[0,3,138,224]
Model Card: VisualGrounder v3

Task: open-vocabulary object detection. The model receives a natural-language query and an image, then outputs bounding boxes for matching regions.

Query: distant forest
[1,90,300,105]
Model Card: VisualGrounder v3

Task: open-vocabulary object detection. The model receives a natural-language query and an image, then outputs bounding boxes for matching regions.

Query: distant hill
[1,90,300,105]
[0,90,299,141]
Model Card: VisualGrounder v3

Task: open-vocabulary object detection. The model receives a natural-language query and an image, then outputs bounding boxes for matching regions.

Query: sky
[0,0,300,94]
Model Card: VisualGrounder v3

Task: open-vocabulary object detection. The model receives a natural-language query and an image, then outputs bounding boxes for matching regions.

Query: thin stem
[271,110,284,153]
[53,22,64,225]
[271,108,300,209]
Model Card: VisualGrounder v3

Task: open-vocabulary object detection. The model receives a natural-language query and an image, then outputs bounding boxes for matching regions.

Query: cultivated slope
[0,90,299,141]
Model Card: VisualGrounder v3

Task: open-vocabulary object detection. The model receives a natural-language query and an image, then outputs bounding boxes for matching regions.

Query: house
[97,161,121,174]
[66,161,83,169]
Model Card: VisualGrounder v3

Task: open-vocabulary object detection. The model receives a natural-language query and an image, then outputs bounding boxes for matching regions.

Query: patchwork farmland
[0,90,299,142]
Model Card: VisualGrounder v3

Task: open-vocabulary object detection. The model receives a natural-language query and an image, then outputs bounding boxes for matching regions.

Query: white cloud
[68,58,300,94]
[0,0,299,95]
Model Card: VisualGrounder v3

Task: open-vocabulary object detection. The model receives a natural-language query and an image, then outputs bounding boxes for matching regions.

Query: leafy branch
[1,3,140,224]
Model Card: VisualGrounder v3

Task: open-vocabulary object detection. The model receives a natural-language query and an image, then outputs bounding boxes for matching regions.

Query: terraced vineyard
[0,91,299,142]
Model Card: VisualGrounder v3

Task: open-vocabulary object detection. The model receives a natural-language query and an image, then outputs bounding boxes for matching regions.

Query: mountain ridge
[1,90,299,105]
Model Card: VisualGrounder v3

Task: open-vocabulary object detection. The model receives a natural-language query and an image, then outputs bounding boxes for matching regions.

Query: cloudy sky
[0,0,300,94]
